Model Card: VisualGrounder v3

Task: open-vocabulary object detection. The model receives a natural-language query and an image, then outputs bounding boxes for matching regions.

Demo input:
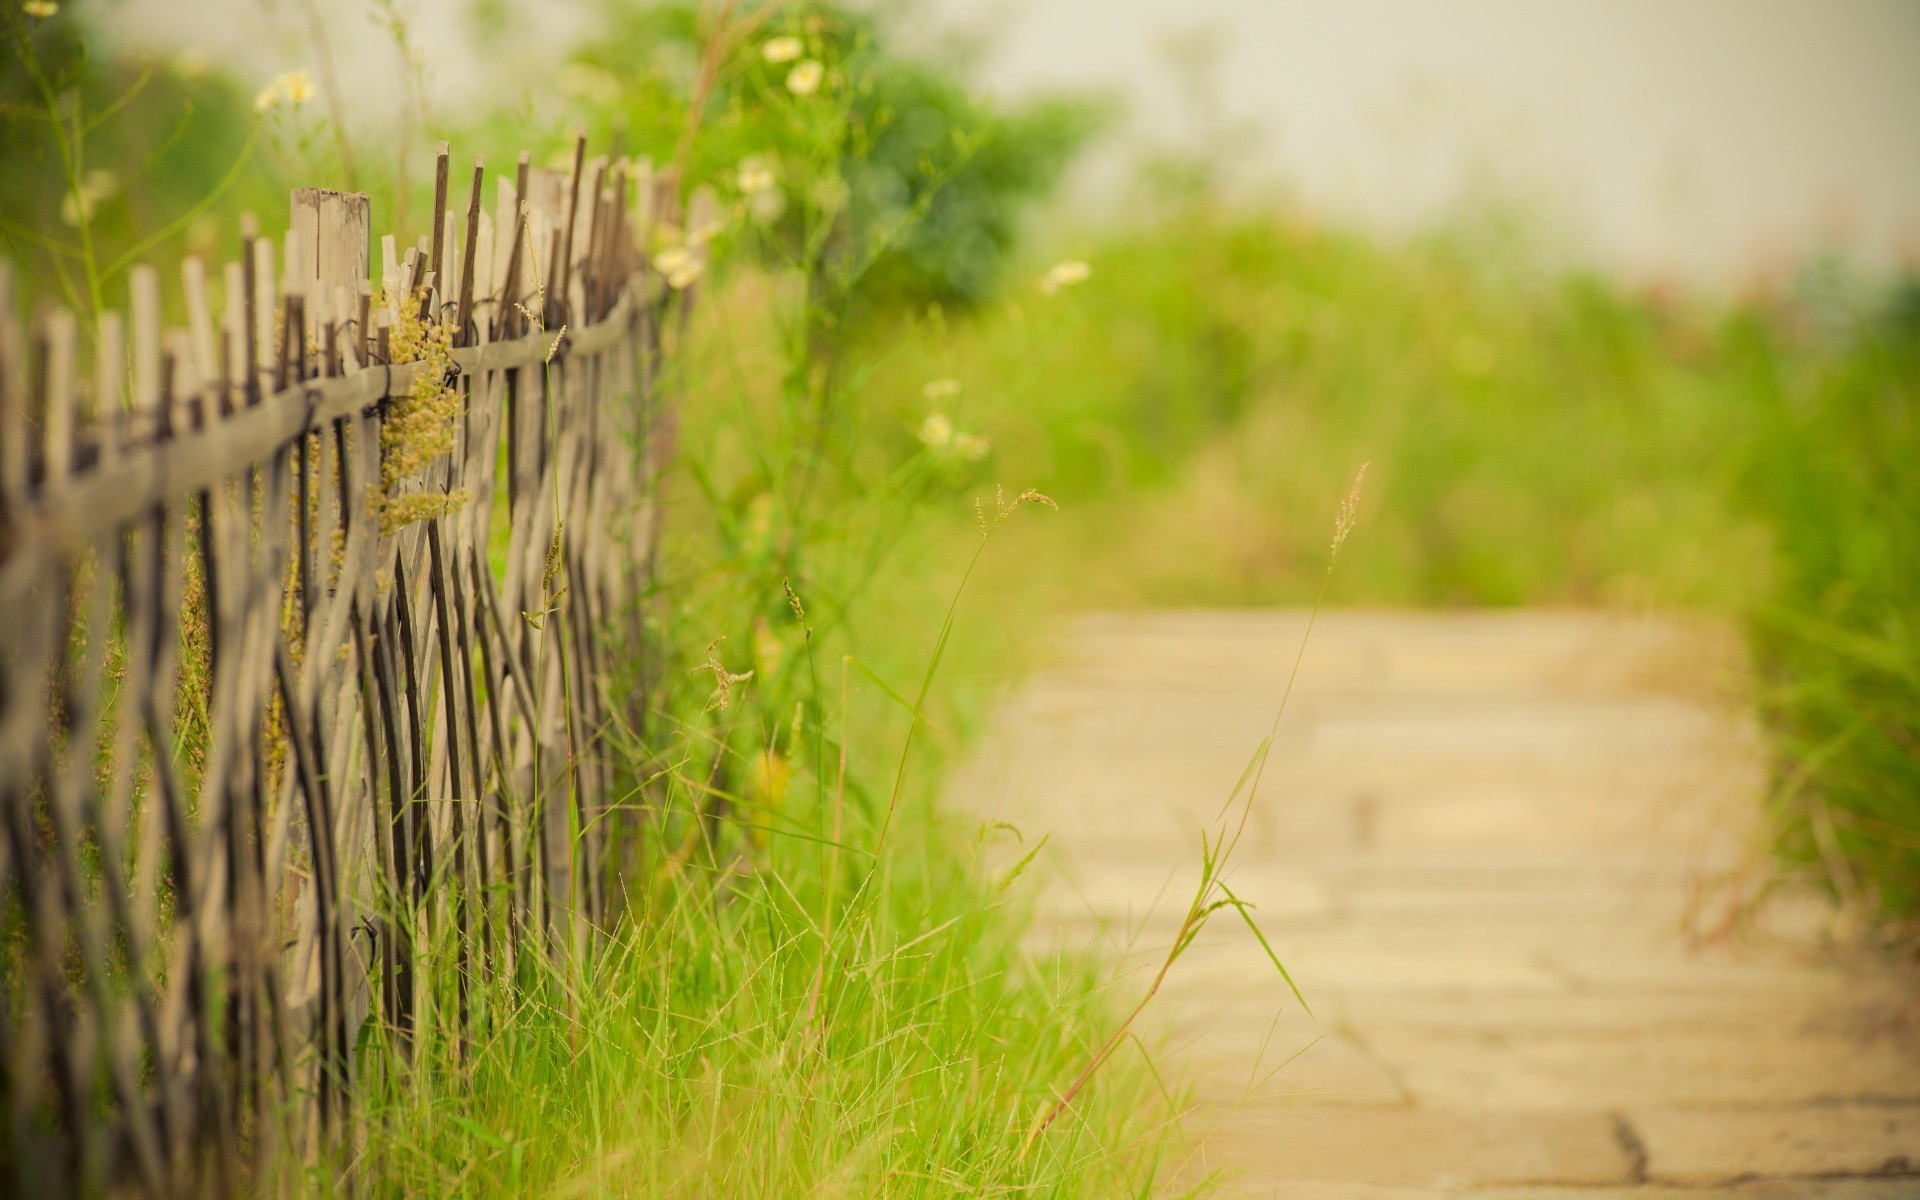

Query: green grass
[346,252,1189,1195]
[354,799,1175,1197]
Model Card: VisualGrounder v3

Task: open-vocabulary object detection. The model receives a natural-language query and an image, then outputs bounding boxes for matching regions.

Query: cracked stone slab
[1629,1104,1920,1179]
[1204,1105,1631,1186]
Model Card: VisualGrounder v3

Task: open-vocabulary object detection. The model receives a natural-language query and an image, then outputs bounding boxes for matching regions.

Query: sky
[110,0,1920,289]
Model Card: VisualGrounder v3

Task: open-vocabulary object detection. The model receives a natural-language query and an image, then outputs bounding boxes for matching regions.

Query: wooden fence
[0,138,701,1195]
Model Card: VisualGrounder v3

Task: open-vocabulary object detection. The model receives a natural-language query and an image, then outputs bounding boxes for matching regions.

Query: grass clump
[356,806,1172,1197]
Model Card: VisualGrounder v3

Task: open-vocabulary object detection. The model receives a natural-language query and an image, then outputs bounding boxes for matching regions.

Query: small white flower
[923,378,961,401]
[762,36,804,64]
[918,412,954,450]
[736,156,776,194]
[1038,260,1091,295]
[22,1,58,18]
[786,60,824,96]
[748,186,786,224]
[954,433,990,462]
[254,80,283,112]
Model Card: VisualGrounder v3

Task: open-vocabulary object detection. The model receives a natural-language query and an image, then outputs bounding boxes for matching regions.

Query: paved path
[957,611,1920,1198]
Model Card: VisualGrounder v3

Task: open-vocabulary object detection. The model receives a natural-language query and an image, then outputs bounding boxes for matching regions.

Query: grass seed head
[1332,461,1370,557]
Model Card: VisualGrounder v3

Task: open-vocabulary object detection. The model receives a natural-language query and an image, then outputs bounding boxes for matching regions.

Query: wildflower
[1039,260,1091,294]
[918,412,954,449]
[22,1,57,18]
[253,69,313,112]
[922,377,961,400]
[58,169,116,226]
[786,60,824,96]
[954,432,990,462]
[736,155,776,194]
[654,246,704,290]
[762,35,803,63]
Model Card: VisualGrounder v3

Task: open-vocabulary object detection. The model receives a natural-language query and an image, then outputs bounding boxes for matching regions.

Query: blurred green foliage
[1742,305,1920,925]
[555,0,1100,308]
[851,203,1918,931]
[0,5,276,322]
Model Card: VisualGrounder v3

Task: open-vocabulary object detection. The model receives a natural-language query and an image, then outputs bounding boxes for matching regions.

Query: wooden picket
[0,137,702,1195]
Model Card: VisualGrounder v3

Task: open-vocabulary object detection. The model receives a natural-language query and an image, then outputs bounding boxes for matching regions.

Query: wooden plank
[456,159,484,344]
[249,230,276,405]
[183,257,218,386]
[221,261,246,418]
[290,189,371,300]
[93,312,125,467]
[429,143,451,312]
[130,266,162,435]
[0,263,23,509]
[557,133,587,315]
[41,308,77,487]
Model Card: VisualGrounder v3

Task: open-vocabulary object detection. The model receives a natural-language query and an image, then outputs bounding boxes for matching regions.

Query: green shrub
[1743,294,1920,928]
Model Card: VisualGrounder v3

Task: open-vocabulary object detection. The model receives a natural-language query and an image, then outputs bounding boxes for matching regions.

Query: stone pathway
[958,611,1920,1198]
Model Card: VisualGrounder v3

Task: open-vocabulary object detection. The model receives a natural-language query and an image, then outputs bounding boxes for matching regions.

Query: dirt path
[958,611,1920,1198]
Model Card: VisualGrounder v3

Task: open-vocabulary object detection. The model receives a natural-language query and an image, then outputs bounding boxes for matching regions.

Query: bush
[558,0,1100,309]
[1744,291,1920,930]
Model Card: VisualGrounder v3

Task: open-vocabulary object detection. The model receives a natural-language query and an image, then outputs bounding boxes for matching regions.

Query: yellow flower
[954,432,990,462]
[922,377,961,401]
[654,247,704,290]
[22,1,57,18]
[786,60,824,96]
[1038,260,1091,294]
[762,36,803,64]
[255,69,313,112]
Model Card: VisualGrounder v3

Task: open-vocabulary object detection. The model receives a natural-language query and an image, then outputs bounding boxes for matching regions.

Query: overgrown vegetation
[4,0,1916,1193]
[845,197,1916,939]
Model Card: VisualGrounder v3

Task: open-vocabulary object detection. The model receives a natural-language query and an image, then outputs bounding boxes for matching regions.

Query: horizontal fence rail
[0,139,709,1195]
